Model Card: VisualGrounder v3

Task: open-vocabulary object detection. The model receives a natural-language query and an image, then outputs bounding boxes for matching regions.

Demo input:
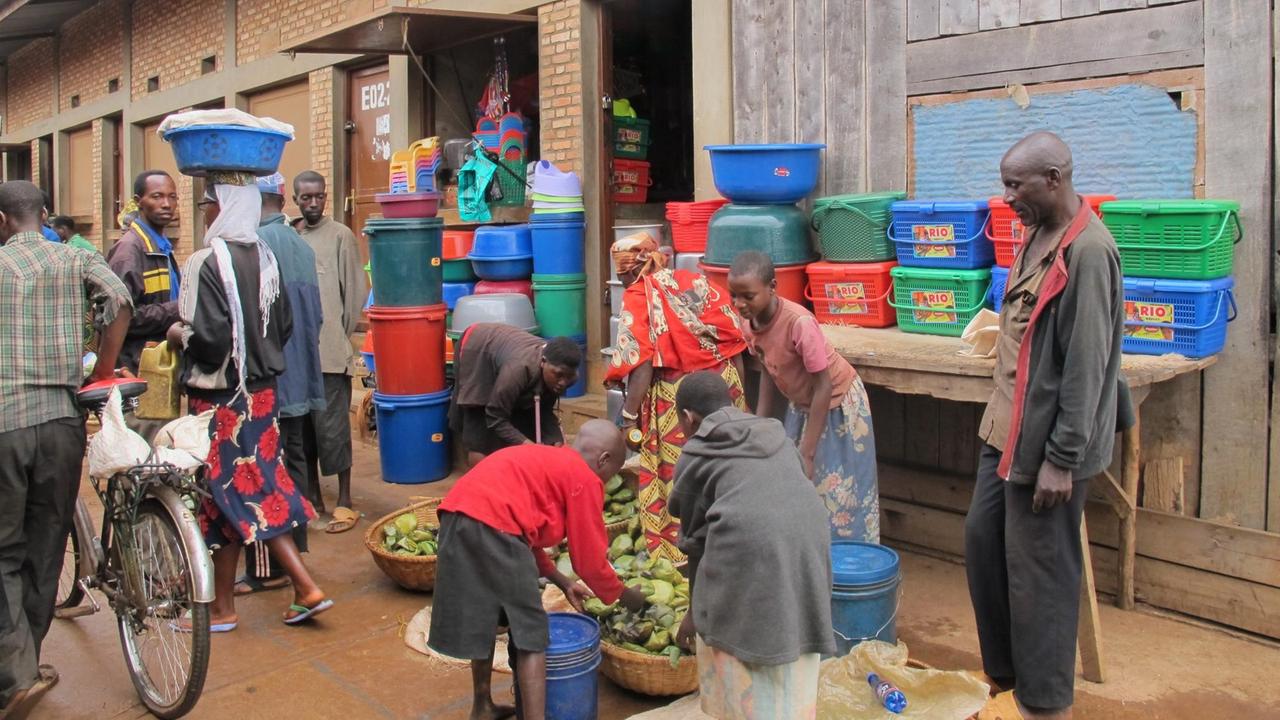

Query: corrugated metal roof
[280,6,534,56]
[0,0,96,61]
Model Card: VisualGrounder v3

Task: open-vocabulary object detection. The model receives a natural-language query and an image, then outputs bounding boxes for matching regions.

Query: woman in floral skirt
[169,176,331,631]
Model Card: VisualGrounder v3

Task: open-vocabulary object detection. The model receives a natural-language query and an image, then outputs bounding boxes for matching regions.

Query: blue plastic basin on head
[704,143,825,204]
[163,124,291,177]
[372,389,452,484]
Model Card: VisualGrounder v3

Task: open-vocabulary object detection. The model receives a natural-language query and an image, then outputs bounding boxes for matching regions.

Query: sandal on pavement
[325,506,359,534]
[0,665,59,720]
[234,575,291,596]
[171,616,237,633]
[283,597,334,625]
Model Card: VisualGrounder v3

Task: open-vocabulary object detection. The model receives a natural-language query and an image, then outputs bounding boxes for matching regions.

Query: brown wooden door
[66,127,94,221]
[248,81,311,219]
[141,121,182,240]
[347,64,392,266]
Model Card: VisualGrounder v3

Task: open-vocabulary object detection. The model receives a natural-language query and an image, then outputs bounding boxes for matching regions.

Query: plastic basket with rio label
[888,200,993,270]
[1122,276,1236,358]
[888,266,992,337]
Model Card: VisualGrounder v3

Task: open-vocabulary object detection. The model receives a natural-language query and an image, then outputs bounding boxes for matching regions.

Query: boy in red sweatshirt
[429,419,646,720]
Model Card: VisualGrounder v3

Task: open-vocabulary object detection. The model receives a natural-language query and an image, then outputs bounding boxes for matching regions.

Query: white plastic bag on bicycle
[87,387,154,478]
[153,411,214,471]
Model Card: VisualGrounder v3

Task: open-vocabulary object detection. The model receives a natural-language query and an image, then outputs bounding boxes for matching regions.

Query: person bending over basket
[166,175,330,632]
[429,420,646,720]
[604,231,747,564]
[728,251,880,542]
[669,370,833,720]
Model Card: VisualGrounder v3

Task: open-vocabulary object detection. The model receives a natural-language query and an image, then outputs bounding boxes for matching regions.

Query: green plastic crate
[888,266,991,337]
[614,141,650,160]
[812,191,907,262]
[1101,199,1241,280]
[614,117,650,146]
[494,157,527,207]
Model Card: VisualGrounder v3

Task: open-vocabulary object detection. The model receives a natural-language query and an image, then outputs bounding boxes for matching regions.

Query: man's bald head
[999,132,1080,229]
[572,419,626,481]
[1002,131,1074,180]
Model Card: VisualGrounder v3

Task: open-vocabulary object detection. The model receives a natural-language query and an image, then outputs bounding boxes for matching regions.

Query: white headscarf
[205,183,280,397]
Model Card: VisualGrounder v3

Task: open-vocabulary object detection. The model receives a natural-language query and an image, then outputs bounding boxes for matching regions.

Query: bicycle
[53,377,215,719]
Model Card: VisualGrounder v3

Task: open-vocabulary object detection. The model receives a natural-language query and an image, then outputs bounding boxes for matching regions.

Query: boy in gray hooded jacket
[670,371,833,720]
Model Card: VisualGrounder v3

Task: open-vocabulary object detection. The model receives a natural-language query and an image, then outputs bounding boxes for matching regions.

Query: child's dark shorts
[427,511,550,658]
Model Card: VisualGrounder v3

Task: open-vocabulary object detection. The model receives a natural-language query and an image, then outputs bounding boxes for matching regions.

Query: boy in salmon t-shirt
[727,251,880,543]
[429,419,646,720]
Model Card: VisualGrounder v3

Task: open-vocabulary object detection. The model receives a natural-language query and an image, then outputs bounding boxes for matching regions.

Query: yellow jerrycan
[136,341,181,420]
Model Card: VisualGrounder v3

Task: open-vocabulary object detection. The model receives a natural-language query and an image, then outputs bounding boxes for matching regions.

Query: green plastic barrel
[364,217,444,307]
[532,273,587,338]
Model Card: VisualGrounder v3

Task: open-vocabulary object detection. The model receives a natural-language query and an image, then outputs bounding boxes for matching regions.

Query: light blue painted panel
[912,84,1197,199]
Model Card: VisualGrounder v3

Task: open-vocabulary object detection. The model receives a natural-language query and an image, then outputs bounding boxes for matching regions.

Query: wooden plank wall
[909,0,1196,40]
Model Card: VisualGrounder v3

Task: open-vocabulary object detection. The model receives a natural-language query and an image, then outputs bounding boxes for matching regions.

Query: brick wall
[8,40,55,133]
[309,67,336,182]
[238,0,352,65]
[131,0,225,100]
[59,0,126,112]
[538,1,584,177]
[31,139,41,187]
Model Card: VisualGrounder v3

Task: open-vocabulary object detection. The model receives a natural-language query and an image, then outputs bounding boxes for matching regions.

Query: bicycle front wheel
[113,501,210,719]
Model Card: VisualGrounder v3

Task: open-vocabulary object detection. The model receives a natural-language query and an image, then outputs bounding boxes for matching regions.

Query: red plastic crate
[987,194,1115,267]
[612,159,652,204]
[805,260,897,328]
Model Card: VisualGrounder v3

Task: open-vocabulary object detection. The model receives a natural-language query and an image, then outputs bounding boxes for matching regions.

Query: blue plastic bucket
[372,389,451,484]
[562,334,588,398]
[830,542,900,656]
[544,613,601,720]
[530,221,586,274]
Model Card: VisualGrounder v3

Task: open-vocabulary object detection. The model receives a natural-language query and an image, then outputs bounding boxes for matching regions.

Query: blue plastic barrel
[372,389,451,484]
[562,334,588,398]
[830,542,900,656]
[530,221,586,274]
[543,613,601,720]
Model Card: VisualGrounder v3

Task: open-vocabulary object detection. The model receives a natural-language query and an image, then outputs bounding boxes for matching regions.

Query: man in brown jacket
[106,170,182,373]
[294,170,366,533]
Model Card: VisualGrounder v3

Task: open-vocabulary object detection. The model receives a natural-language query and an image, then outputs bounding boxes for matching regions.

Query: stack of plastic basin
[1102,199,1240,358]
[449,293,539,339]
[469,225,533,281]
[443,230,477,282]
[532,273,587,338]
[531,160,585,216]
[703,204,816,306]
[364,216,450,483]
[702,144,826,309]
[538,613,603,720]
[666,198,728,253]
[475,279,533,303]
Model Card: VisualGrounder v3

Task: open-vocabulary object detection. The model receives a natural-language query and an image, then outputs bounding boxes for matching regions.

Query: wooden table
[823,326,1216,682]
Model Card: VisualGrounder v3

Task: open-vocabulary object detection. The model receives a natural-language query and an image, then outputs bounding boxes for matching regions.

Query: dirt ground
[30,434,1280,720]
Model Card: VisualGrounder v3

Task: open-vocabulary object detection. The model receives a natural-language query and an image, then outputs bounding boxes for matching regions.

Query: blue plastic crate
[1122,276,1235,358]
[888,200,994,269]
[989,266,1009,312]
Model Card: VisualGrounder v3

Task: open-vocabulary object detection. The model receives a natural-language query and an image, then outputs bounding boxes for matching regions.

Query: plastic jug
[137,341,181,420]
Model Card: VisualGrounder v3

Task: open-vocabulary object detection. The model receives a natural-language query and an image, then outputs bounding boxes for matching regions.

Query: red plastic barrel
[368,304,447,395]
[700,261,810,309]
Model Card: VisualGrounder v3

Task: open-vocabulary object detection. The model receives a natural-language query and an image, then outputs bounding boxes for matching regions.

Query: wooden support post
[1078,514,1105,683]
[1117,417,1141,610]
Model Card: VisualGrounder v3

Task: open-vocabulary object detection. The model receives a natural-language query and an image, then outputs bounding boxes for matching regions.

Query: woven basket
[365,497,443,592]
[599,640,698,696]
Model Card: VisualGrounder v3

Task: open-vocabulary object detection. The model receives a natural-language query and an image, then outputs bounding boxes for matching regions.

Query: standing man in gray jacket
[965,132,1130,720]
[294,170,366,534]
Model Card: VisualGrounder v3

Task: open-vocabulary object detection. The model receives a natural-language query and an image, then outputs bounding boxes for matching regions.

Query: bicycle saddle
[77,377,149,410]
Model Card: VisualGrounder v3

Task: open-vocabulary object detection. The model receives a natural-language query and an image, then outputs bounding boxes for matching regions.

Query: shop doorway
[347,63,392,266]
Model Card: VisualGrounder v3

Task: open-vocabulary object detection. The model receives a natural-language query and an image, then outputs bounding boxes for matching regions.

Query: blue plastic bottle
[867,673,907,714]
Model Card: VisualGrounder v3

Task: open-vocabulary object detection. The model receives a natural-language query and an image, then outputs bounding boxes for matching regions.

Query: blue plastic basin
[472,224,532,258]
[162,124,291,177]
[704,143,825,204]
[442,281,476,311]
[468,255,534,281]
